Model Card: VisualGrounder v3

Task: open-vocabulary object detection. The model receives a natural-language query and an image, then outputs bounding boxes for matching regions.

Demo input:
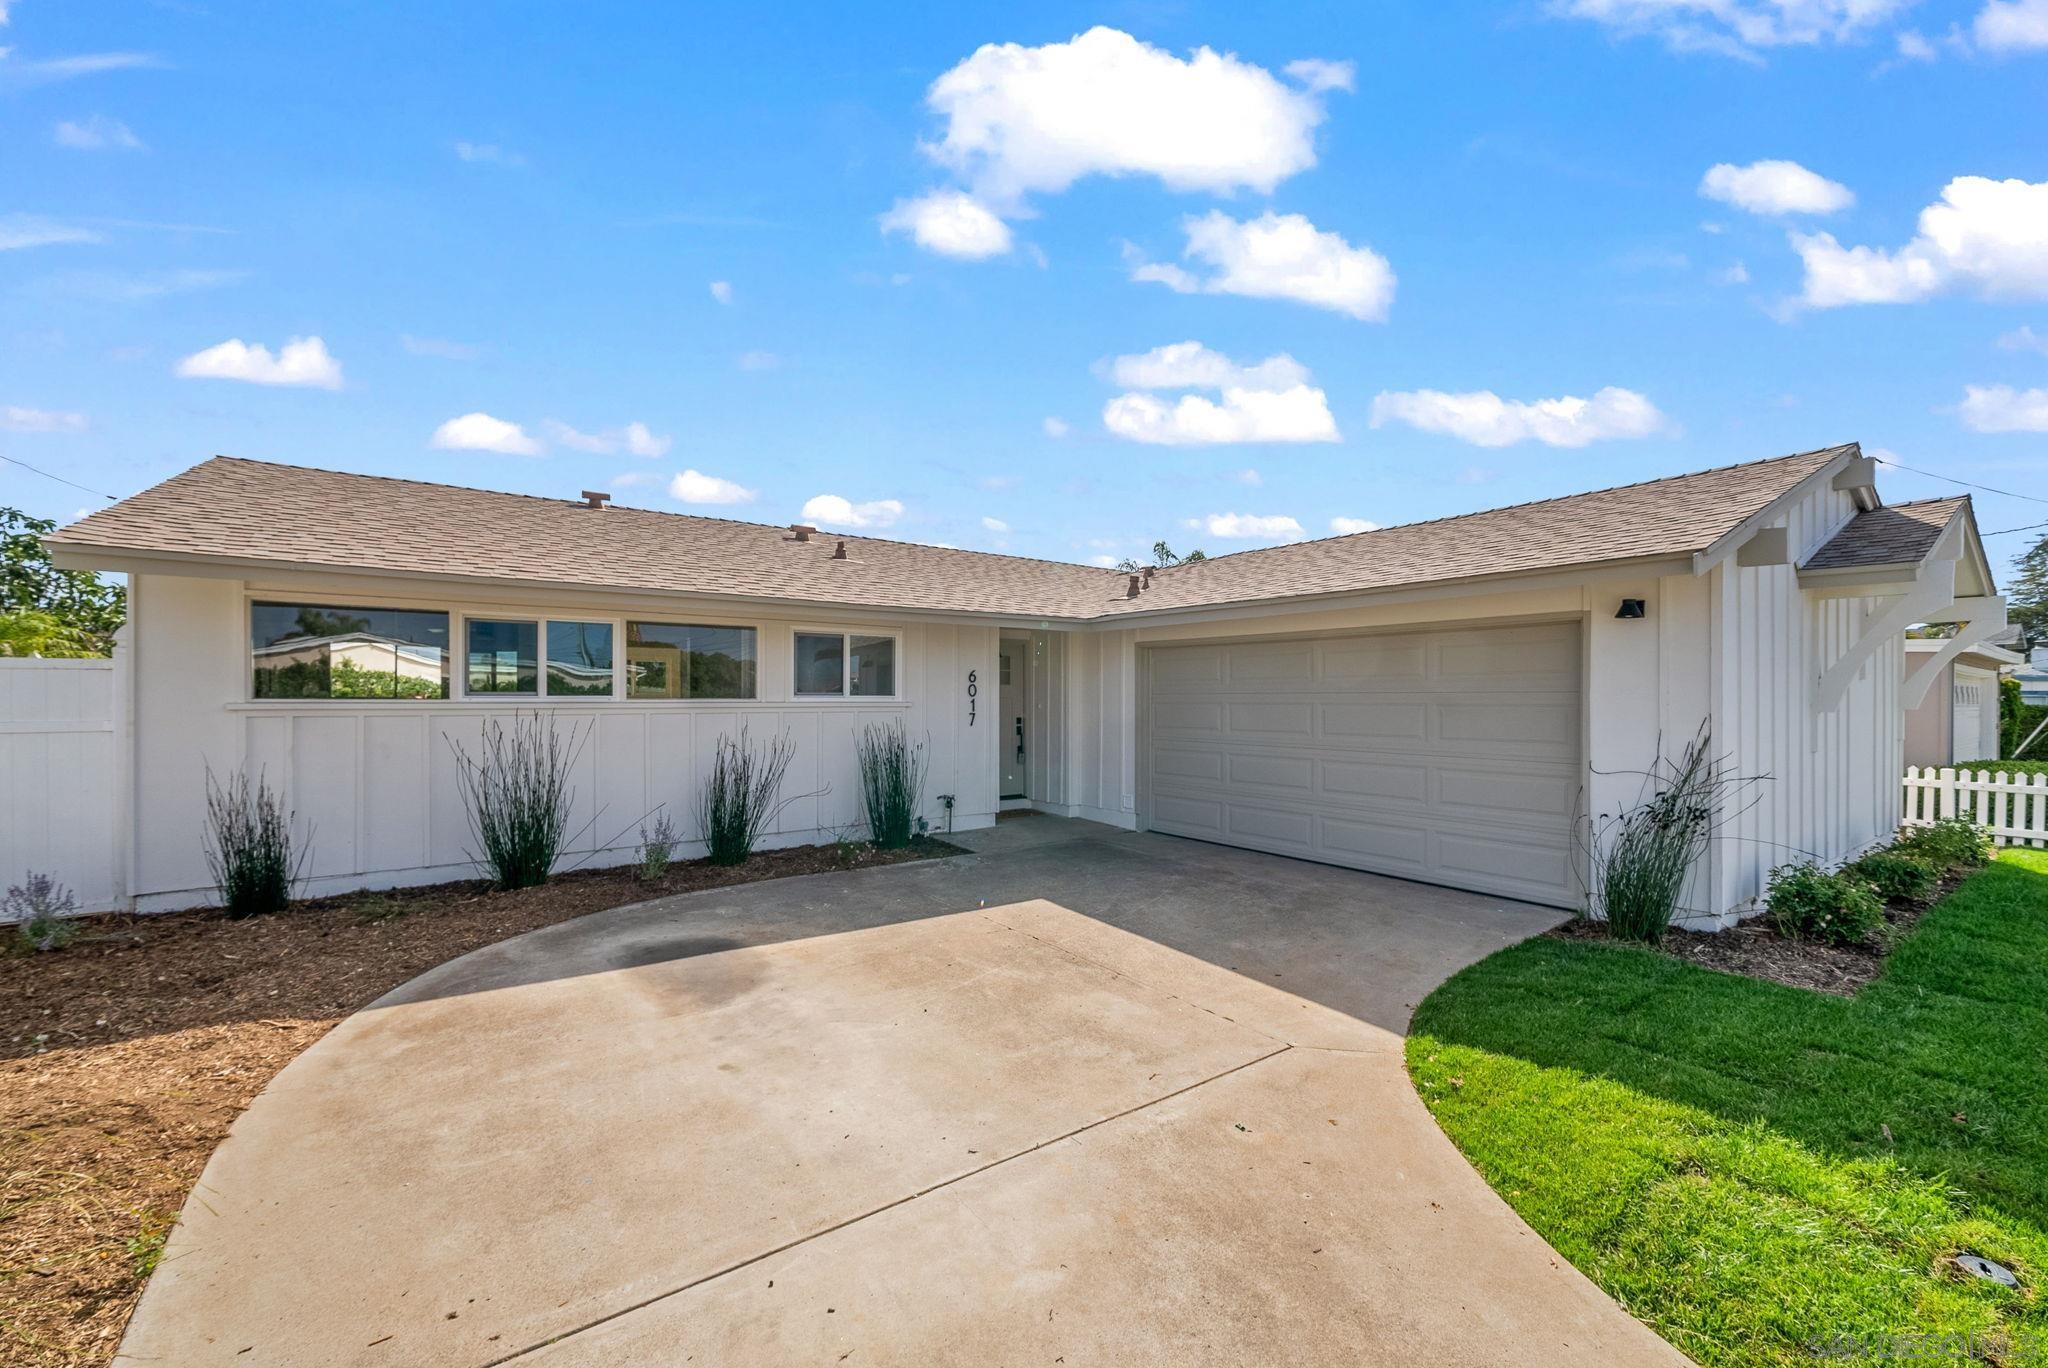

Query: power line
[0,452,119,503]
[1984,519,2048,538]
[1872,456,2048,507]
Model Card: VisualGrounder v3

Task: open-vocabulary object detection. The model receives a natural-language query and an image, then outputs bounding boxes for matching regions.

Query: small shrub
[204,769,303,918]
[1765,862,1885,945]
[1845,849,1939,903]
[6,873,78,953]
[1893,818,1995,871]
[449,715,585,890]
[856,721,929,850]
[639,811,680,880]
[1586,726,1756,944]
[697,729,798,866]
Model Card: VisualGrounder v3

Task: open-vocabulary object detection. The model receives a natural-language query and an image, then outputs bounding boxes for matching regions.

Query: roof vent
[832,540,848,560]
[788,524,817,543]
[1126,574,1141,599]
[580,490,611,510]
[1142,567,1155,587]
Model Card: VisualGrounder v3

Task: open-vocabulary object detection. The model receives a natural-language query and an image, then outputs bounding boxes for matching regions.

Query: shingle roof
[1801,496,1968,572]
[50,445,1858,621]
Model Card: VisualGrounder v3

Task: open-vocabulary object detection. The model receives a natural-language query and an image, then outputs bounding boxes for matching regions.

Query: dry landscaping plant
[697,728,799,865]
[7,872,78,952]
[202,769,303,918]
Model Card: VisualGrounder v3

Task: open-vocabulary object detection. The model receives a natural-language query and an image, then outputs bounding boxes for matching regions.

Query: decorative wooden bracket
[1901,596,2010,711]
[1812,558,1955,715]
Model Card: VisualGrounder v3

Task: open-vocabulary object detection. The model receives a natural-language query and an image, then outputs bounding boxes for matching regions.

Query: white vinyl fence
[1901,765,2048,849]
[0,655,124,915]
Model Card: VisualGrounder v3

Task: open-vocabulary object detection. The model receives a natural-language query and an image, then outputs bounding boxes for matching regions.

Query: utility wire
[1984,519,2048,538]
[0,452,119,503]
[1872,456,2048,507]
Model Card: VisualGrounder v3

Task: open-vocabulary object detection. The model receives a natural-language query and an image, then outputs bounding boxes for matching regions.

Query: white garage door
[1141,621,1583,908]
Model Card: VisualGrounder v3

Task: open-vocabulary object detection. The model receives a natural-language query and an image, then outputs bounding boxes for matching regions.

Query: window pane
[625,623,757,700]
[251,601,449,700]
[466,619,538,694]
[794,632,845,696]
[850,634,895,697]
[546,621,614,696]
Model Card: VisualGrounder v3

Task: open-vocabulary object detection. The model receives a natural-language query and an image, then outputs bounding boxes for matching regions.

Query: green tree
[1116,540,1207,574]
[1,507,125,653]
[2010,531,2048,649]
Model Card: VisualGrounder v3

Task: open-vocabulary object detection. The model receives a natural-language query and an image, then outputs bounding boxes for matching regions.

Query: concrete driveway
[118,817,1684,1367]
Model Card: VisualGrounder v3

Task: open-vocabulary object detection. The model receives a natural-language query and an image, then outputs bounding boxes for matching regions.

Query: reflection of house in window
[253,633,448,699]
[625,623,757,699]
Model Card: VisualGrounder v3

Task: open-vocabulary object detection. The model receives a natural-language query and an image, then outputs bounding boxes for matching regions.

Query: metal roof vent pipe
[1126,574,1141,599]
[832,540,848,560]
[1142,567,1154,587]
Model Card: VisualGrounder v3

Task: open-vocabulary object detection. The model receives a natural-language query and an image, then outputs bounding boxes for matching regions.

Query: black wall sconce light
[1615,598,1647,619]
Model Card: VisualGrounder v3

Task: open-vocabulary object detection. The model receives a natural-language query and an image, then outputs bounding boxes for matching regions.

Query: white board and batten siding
[1140,622,1583,908]
[126,573,999,911]
[0,657,124,914]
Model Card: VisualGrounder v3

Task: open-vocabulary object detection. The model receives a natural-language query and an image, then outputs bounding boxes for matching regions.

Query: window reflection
[794,632,845,696]
[626,623,758,699]
[547,621,614,696]
[251,602,450,700]
[467,619,538,694]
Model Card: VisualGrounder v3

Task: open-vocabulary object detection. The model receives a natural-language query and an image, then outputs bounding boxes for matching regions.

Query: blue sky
[4,1,2046,577]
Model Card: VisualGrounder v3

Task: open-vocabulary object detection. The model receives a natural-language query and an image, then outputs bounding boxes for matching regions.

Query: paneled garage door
[1141,621,1583,907]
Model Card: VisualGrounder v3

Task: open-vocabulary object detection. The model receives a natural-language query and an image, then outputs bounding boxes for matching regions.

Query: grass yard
[1408,850,2048,1366]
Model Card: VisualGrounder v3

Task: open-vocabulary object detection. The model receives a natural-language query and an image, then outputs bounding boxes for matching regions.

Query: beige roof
[50,445,1857,621]
[1801,496,1968,572]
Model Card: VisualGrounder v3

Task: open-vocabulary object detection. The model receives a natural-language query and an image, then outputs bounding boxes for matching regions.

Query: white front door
[999,640,1027,798]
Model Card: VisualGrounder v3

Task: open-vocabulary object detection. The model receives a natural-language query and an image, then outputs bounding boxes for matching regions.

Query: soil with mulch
[1550,867,1973,996]
[0,838,961,1368]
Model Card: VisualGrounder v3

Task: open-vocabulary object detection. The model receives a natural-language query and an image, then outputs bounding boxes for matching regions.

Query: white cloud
[1793,176,2048,307]
[919,27,1338,206]
[1329,515,1380,534]
[1892,28,1939,60]
[709,280,733,305]
[737,350,781,371]
[980,516,1011,533]
[1999,324,2048,355]
[1699,159,1853,215]
[0,50,165,88]
[1102,340,1311,391]
[1958,384,2048,432]
[174,335,343,389]
[1,405,88,433]
[879,190,1013,259]
[1548,0,1913,57]
[1132,210,1396,321]
[1187,512,1305,540]
[1041,416,1070,438]
[802,493,904,529]
[454,140,524,167]
[669,469,757,504]
[53,114,142,150]
[429,412,541,456]
[1370,386,1669,448]
[1234,468,1263,486]
[1282,57,1356,92]
[1090,554,1120,568]
[35,267,242,300]
[1976,0,2048,52]
[0,213,103,251]
[400,334,479,360]
[541,420,672,458]
[1718,261,1751,285]
[1105,386,1339,446]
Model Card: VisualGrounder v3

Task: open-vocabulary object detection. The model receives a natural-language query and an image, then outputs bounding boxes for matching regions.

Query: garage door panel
[1144,621,1582,908]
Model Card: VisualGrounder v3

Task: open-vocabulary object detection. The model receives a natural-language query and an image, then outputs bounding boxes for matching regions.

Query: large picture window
[626,622,757,699]
[794,631,897,698]
[251,602,451,700]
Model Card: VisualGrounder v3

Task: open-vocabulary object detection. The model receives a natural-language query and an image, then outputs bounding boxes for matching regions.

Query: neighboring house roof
[51,445,1858,622]
[1905,637,2025,671]
[1802,496,1969,572]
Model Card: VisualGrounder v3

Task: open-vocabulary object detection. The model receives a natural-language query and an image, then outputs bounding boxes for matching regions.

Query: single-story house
[2014,646,2048,708]
[1903,636,2024,768]
[46,441,2001,925]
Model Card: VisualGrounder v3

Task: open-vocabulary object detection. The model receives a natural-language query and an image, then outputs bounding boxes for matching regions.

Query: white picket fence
[1901,766,2048,849]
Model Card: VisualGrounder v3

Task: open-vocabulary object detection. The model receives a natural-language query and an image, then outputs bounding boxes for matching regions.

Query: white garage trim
[1137,620,1585,909]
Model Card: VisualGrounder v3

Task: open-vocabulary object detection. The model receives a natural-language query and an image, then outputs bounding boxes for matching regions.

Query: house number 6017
[966,669,978,725]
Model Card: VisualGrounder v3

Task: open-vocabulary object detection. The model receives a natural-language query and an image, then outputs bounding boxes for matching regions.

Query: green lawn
[1407,850,2048,1366]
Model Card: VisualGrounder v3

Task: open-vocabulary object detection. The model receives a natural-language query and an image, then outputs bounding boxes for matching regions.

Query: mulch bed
[0,838,960,1367]
[1550,868,1972,996]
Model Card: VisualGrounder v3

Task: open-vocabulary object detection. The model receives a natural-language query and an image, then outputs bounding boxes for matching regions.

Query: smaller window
[794,631,897,698]
[467,619,539,695]
[547,621,615,697]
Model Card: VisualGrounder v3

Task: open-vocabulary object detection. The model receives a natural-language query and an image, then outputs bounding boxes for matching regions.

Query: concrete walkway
[118,817,1686,1367]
